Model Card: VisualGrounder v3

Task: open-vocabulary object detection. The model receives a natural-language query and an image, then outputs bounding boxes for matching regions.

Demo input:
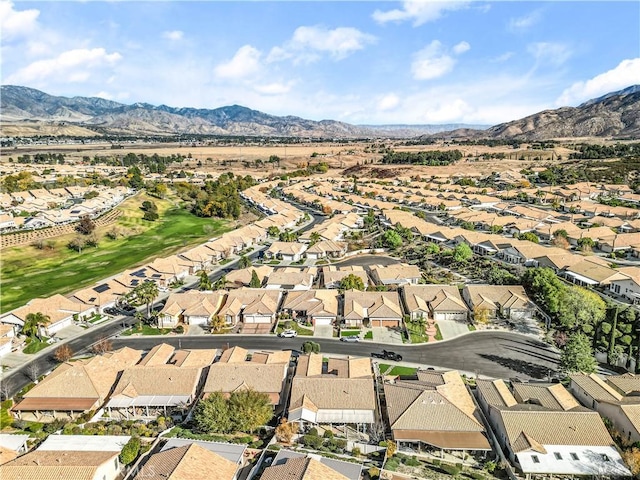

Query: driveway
[186,324,207,336]
[314,325,334,338]
[373,327,403,344]
[436,320,469,340]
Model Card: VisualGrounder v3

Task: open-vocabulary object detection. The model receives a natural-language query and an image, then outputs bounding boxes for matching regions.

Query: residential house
[225,265,273,288]
[265,242,308,262]
[262,450,362,480]
[12,347,142,422]
[1,294,94,336]
[570,373,640,444]
[288,354,376,426]
[562,257,623,287]
[599,233,640,253]
[462,285,535,321]
[157,290,227,328]
[202,347,289,406]
[370,263,422,286]
[322,266,369,289]
[144,255,190,288]
[0,325,15,358]
[104,365,203,420]
[130,443,241,480]
[265,268,315,290]
[137,343,218,369]
[0,435,29,466]
[304,240,347,260]
[608,267,640,304]
[384,370,491,455]
[0,451,123,480]
[282,289,340,326]
[219,288,282,325]
[343,290,403,328]
[402,285,469,322]
[477,378,630,477]
[71,279,130,313]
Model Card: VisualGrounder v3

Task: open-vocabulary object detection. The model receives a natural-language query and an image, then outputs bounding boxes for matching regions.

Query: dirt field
[1,140,576,178]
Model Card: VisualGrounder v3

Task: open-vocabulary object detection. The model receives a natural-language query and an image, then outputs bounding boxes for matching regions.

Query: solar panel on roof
[132,269,147,277]
[94,283,110,293]
[152,273,162,278]
[131,280,139,286]
[88,297,97,302]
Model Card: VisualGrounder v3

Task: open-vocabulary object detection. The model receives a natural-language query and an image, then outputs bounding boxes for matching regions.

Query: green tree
[228,389,273,433]
[199,270,212,291]
[267,226,280,237]
[119,436,141,465]
[339,273,365,292]
[309,232,321,245]
[194,391,232,433]
[382,229,403,249]
[522,267,566,316]
[519,232,539,244]
[76,215,96,235]
[561,332,597,374]
[577,237,595,252]
[209,315,226,333]
[23,312,51,339]
[425,242,440,255]
[557,286,606,330]
[126,280,159,320]
[239,255,251,269]
[213,275,227,290]
[453,243,473,263]
[143,209,159,221]
[249,270,261,288]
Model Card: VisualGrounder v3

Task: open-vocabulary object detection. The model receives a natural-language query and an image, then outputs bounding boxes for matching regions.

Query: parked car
[340,335,359,342]
[278,329,298,338]
[371,350,403,361]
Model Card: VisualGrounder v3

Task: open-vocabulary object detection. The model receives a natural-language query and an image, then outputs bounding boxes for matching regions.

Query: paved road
[108,330,559,380]
[332,254,400,268]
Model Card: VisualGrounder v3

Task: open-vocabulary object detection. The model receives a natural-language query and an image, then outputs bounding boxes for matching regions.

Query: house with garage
[12,347,142,422]
[104,365,203,420]
[218,288,282,326]
[137,343,218,368]
[322,266,369,289]
[462,285,536,321]
[383,370,491,457]
[342,290,403,328]
[288,354,376,427]
[402,285,469,322]
[265,242,308,262]
[157,290,227,328]
[143,255,191,288]
[0,450,124,480]
[1,294,94,337]
[282,289,339,327]
[570,373,640,444]
[369,263,422,286]
[202,347,289,406]
[179,244,219,273]
[477,378,630,477]
[561,257,623,288]
[71,279,130,313]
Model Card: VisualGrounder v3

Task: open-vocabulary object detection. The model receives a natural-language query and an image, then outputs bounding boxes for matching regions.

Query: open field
[0,192,235,314]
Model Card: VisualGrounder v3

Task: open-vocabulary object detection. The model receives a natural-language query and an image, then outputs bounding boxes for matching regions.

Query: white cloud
[508,10,542,31]
[492,51,514,63]
[411,40,467,81]
[372,0,468,27]
[162,30,184,41]
[557,58,640,106]
[253,81,295,95]
[214,45,262,80]
[528,42,572,67]
[453,41,470,54]
[268,26,376,63]
[0,1,39,41]
[5,48,122,84]
[377,93,400,111]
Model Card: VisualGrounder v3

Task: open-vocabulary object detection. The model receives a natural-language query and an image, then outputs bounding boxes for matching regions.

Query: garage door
[314,317,333,326]
[188,315,209,325]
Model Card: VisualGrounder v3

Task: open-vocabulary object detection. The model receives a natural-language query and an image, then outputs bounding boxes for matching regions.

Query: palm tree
[210,315,226,333]
[213,275,227,290]
[199,270,212,291]
[126,281,159,320]
[239,255,251,269]
[23,312,51,340]
[309,232,321,246]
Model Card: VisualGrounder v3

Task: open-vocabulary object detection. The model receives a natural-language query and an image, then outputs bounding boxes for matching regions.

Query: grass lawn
[379,364,418,376]
[120,325,172,336]
[363,331,373,340]
[340,330,361,337]
[468,324,476,331]
[434,324,443,341]
[407,322,429,343]
[1,400,13,430]
[1,192,231,314]
[23,338,50,354]
[276,322,313,336]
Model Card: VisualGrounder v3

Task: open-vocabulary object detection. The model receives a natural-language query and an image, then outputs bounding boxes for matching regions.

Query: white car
[278,329,298,338]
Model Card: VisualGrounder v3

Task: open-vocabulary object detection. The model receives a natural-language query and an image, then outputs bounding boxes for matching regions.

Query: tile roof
[111,366,202,398]
[607,373,640,395]
[261,456,351,480]
[289,377,376,411]
[0,450,117,480]
[511,383,581,411]
[203,362,287,404]
[476,379,518,409]
[284,289,339,317]
[343,290,402,320]
[570,373,622,402]
[403,285,468,313]
[132,443,238,480]
[463,285,533,311]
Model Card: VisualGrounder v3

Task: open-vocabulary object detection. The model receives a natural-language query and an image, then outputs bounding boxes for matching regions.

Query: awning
[392,430,492,450]
[106,395,191,408]
[13,397,98,411]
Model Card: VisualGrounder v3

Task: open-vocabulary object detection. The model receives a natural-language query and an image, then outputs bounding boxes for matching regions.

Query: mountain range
[1,84,639,139]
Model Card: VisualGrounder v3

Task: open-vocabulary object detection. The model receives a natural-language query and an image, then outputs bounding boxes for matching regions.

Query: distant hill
[483,85,640,140]
[2,84,638,139]
[0,85,482,138]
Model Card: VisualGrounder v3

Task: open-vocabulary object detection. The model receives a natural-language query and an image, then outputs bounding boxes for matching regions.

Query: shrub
[174,325,184,334]
[308,427,319,436]
[302,434,323,449]
[323,430,334,439]
[441,464,461,476]
[351,447,361,457]
[11,420,27,430]
[405,455,421,467]
[27,422,43,433]
[368,466,380,479]
[119,437,141,465]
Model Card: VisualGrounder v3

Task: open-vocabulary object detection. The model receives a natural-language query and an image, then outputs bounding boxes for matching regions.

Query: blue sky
[1,1,639,125]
